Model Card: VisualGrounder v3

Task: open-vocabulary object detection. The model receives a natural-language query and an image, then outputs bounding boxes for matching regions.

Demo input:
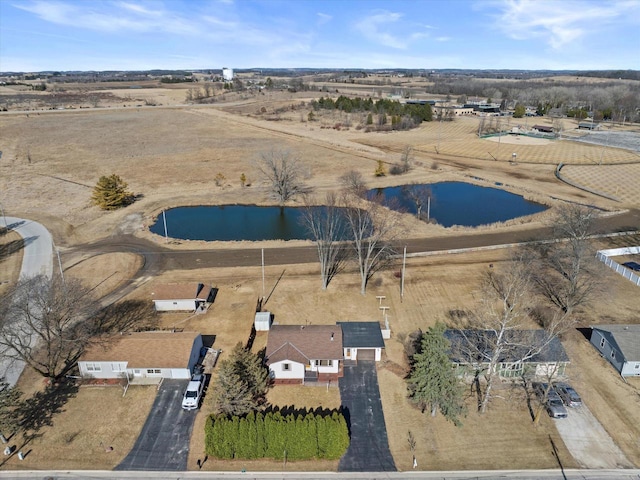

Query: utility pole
[261,248,265,302]
[401,246,407,302]
[162,210,168,243]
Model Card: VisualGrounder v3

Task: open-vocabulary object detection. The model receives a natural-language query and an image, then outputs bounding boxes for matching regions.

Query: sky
[1,0,639,72]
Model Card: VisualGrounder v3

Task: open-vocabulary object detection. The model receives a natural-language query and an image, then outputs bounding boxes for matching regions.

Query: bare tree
[401,183,432,221]
[452,257,557,414]
[400,145,414,173]
[256,149,310,205]
[300,192,348,290]
[529,204,602,323]
[0,275,96,380]
[342,194,401,295]
[339,170,367,198]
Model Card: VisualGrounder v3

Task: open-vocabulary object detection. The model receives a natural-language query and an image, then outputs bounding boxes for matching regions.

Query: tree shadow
[0,380,78,467]
[91,299,158,334]
[0,236,36,263]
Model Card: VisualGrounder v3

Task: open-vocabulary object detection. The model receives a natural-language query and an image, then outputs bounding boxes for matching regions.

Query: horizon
[1,0,639,72]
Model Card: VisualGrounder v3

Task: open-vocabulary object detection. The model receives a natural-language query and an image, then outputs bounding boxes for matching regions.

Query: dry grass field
[1,85,639,472]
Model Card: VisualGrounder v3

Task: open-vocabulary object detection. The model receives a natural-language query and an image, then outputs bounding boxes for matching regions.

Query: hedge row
[205,410,350,460]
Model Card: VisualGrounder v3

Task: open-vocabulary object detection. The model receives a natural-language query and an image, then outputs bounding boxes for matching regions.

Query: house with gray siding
[590,325,640,377]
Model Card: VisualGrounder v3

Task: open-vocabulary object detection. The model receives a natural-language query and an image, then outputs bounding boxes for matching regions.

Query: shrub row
[205,410,350,460]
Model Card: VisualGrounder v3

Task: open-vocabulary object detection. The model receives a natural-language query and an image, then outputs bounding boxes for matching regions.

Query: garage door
[357,349,375,361]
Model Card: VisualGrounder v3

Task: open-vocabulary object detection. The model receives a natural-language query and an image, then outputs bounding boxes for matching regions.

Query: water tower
[222,67,234,82]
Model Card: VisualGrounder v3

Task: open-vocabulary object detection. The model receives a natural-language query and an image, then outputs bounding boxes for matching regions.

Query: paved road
[2,469,640,479]
[115,379,195,471]
[338,360,396,472]
[1,217,54,386]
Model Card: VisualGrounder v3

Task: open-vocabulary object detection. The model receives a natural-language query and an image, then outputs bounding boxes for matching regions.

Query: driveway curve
[2,217,54,386]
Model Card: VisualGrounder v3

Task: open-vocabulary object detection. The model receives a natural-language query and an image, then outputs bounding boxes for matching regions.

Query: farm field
[1,87,639,472]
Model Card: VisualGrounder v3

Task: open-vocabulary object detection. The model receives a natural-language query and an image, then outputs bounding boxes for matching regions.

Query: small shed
[255,311,271,331]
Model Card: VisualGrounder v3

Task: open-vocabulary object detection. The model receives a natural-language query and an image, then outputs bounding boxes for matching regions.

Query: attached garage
[338,322,385,362]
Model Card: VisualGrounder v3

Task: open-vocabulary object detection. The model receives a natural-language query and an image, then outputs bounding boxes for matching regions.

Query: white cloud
[355,11,406,49]
[492,0,637,49]
[316,12,332,25]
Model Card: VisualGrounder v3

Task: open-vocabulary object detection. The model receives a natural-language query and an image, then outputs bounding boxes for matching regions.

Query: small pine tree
[91,174,133,210]
[240,173,247,186]
[366,113,373,125]
[375,160,386,177]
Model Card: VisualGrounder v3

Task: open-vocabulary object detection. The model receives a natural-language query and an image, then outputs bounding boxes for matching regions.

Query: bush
[205,409,349,460]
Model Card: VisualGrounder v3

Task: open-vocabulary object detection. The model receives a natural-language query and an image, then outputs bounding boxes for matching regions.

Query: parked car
[181,373,204,410]
[532,382,568,419]
[553,382,582,407]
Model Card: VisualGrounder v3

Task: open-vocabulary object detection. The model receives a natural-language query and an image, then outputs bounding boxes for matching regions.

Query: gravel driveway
[554,405,633,468]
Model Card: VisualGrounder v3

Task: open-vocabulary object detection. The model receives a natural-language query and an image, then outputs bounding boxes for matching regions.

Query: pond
[149,182,547,241]
[150,205,323,241]
[368,181,547,228]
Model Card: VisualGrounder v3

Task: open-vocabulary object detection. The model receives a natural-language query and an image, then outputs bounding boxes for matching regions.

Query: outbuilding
[151,282,215,312]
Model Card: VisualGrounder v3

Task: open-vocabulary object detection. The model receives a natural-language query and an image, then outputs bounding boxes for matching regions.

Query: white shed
[255,311,271,331]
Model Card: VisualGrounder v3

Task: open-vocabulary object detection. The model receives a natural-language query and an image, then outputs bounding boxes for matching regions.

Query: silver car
[553,382,582,407]
[532,382,568,419]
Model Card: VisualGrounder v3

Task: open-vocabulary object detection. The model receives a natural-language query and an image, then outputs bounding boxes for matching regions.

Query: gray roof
[592,325,640,362]
[444,329,570,364]
[337,322,385,349]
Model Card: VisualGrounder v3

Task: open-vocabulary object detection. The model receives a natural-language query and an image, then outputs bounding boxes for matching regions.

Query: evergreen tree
[513,103,526,118]
[211,363,255,416]
[0,378,21,434]
[407,322,466,426]
[91,174,134,210]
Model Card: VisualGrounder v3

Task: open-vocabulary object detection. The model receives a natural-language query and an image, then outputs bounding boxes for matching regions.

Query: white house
[265,325,343,384]
[151,282,215,312]
[337,321,385,362]
[78,331,203,380]
[590,325,640,377]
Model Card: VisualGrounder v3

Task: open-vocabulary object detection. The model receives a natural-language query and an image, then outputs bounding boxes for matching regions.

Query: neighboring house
[151,282,215,312]
[265,325,343,384]
[590,325,640,377]
[444,329,570,378]
[78,331,203,380]
[337,321,385,362]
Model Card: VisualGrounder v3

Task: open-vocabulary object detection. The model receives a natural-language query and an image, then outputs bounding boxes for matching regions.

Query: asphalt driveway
[115,379,195,471]
[338,360,396,472]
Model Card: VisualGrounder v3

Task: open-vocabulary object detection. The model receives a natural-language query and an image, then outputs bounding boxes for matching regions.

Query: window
[610,351,616,359]
[111,363,124,372]
[635,363,640,369]
[85,363,101,372]
[600,337,606,348]
[147,368,161,375]
[282,363,290,371]
[317,360,333,367]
